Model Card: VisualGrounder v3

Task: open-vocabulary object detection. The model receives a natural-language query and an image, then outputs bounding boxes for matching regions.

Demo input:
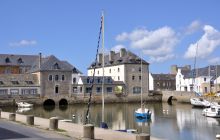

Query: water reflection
[2,102,220,140]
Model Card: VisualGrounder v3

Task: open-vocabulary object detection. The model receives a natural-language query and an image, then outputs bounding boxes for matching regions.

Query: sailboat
[135,54,151,120]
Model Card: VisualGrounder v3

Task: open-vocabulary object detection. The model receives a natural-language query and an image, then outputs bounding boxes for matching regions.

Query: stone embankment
[0,110,162,140]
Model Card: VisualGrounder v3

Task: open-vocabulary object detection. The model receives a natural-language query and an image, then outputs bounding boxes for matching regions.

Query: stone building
[0,53,81,98]
[87,48,149,95]
[151,74,176,91]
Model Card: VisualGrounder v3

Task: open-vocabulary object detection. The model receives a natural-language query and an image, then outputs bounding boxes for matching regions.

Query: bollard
[83,124,94,139]
[49,117,59,130]
[216,134,220,140]
[136,133,150,140]
[26,115,34,125]
[0,109,1,119]
[9,113,16,121]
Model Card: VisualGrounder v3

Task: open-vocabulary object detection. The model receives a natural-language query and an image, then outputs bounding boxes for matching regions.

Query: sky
[0,0,220,74]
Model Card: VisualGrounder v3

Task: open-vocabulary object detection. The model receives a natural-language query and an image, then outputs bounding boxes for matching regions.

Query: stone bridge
[161,91,196,103]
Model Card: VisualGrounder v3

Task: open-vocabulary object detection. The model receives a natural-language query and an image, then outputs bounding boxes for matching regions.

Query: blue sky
[0,0,220,74]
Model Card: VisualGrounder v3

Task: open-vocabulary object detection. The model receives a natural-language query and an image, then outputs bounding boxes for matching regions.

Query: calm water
[2,102,220,140]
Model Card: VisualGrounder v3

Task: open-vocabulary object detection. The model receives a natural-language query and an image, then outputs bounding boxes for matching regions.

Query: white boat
[16,102,33,108]
[202,105,220,118]
[190,98,210,107]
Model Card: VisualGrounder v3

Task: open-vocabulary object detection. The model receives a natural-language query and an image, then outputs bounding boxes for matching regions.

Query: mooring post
[136,133,150,140]
[0,108,1,119]
[9,113,16,121]
[26,115,34,125]
[49,117,59,130]
[83,124,94,139]
[216,134,220,140]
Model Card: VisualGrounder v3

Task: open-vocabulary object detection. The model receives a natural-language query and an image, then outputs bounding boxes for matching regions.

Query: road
[0,119,75,140]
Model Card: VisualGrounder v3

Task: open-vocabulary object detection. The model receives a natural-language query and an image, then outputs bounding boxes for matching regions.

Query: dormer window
[11,81,19,85]
[5,57,10,63]
[17,58,23,64]
[25,81,33,84]
[53,63,60,70]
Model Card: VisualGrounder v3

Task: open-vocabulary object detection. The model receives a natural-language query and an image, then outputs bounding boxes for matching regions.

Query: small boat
[190,98,210,107]
[16,102,33,108]
[202,105,220,118]
[135,108,151,119]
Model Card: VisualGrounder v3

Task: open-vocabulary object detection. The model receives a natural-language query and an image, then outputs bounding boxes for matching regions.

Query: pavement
[0,119,75,140]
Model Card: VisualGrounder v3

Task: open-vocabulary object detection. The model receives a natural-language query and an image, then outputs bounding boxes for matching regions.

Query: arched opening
[43,99,55,106]
[167,96,177,105]
[59,98,68,106]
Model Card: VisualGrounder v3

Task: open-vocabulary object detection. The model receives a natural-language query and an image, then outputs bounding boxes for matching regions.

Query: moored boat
[202,105,220,118]
[190,98,210,107]
[16,102,33,108]
[135,108,151,119]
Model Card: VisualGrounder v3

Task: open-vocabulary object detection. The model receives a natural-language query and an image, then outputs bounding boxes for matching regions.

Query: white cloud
[111,44,126,52]
[149,54,175,63]
[208,57,220,64]
[184,25,220,59]
[9,40,37,47]
[185,20,202,35]
[114,26,178,62]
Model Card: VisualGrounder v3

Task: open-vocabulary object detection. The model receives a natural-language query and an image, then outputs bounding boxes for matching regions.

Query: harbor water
[1,102,220,140]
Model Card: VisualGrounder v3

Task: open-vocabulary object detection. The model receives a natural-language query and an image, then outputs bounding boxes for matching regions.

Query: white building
[87,48,150,95]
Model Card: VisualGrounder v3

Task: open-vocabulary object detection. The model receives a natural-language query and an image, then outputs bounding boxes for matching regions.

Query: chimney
[109,51,115,61]
[98,53,103,64]
[170,65,177,74]
[39,53,42,70]
[120,48,126,57]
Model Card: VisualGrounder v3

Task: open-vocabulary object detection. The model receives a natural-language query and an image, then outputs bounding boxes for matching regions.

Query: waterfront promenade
[0,111,162,140]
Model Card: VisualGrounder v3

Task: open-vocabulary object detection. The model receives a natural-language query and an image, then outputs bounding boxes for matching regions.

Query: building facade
[87,48,149,95]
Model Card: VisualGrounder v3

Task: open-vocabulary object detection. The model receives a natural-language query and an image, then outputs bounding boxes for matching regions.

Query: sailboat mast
[101,11,105,123]
[193,43,198,92]
[141,53,143,109]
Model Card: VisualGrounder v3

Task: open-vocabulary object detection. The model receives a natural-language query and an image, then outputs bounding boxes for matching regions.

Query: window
[86,87,92,93]
[10,89,19,95]
[133,87,141,94]
[139,67,141,72]
[49,75,53,81]
[204,78,206,82]
[107,87,112,93]
[25,81,33,85]
[0,89,8,95]
[97,78,101,83]
[118,76,120,81]
[87,78,90,83]
[55,75,59,81]
[0,81,4,85]
[109,69,111,73]
[17,58,23,64]
[5,57,10,63]
[107,78,111,83]
[53,63,60,69]
[11,81,19,85]
[79,87,82,93]
[55,85,59,94]
[118,68,120,72]
[132,76,135,80]
[97,71,99,75]
[204,87,208,93]
[73,77,76,84]
[21,89,37,95]
[96,87,101,93]
[62,75,65,81]
[73,87,78,93]
[139,76,141,81]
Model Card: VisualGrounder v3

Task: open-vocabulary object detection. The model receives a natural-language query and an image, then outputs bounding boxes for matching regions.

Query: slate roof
[88,49,149,69]
[152,74,176,81]
[79,76,124,85]
[182,65,220,79]
[0,54,81,74]
[0,54,38,66]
